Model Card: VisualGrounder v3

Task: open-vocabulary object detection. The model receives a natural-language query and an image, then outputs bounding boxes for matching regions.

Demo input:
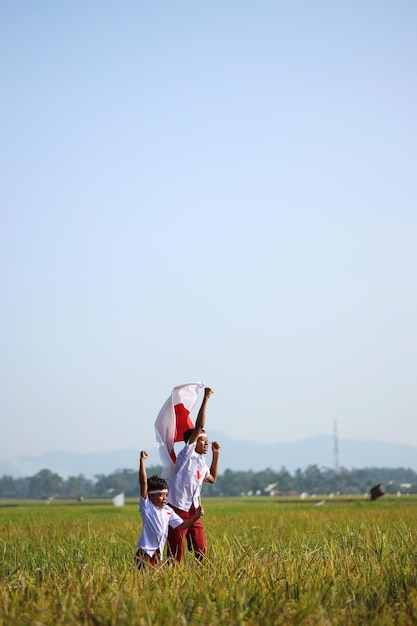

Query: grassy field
[1,497,417,625]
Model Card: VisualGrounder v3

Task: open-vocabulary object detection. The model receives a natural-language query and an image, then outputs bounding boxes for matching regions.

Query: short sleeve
[167,506,184,529]
[139,495,150,515]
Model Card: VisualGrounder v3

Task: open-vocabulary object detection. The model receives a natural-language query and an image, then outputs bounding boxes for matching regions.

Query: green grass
[1,498,417,625]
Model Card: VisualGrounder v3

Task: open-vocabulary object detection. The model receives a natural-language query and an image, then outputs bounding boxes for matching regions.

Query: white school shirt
[136,496,183,557]
[168,442,210,512]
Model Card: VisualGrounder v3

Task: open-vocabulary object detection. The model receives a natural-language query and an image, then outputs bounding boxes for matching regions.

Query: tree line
[1,465,416,499]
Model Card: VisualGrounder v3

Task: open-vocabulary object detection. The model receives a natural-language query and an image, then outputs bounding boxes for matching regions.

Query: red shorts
[167,503,206,563]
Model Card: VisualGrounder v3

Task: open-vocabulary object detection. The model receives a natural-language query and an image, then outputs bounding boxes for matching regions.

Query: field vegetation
[1,497,417,625]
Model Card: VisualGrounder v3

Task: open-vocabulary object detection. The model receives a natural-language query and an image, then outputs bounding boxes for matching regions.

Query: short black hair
[183,428,206,443]
[147,475,168,491]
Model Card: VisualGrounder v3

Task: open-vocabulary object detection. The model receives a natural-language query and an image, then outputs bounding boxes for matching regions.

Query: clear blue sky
[1,1,416,461]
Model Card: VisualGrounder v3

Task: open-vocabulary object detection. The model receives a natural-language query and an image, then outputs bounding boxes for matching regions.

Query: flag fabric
[155,382,204,480]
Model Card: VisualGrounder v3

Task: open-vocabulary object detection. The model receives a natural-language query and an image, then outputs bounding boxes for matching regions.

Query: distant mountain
[1,433,416,479]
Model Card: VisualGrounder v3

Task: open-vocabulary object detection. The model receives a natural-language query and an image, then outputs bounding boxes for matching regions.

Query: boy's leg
[186,505,206,561]
[187,519,206,560]
[167,524,187,562]
[167,504,189,562]
[135,548,161,570]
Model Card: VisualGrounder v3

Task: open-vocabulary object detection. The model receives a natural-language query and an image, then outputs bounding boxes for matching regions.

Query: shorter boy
[135,451,204,569]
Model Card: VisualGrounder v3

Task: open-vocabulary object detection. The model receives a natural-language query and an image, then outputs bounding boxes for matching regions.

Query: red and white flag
[155,382,204,480]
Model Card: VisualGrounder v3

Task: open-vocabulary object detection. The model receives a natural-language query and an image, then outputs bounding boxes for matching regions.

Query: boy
[167,387,220,562]
[135,450,204,569]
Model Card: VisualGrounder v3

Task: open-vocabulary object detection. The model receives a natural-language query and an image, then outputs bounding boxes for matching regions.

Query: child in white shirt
[135,451,204,569]
[168,388,220,562]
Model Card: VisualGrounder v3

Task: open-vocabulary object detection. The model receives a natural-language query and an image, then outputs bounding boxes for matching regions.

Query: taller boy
[167,387,220,562]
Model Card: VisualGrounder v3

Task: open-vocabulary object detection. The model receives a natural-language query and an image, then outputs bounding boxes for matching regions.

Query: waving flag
[155,382,204,480]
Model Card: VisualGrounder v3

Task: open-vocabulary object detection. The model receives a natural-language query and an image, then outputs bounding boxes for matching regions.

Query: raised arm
[206,441,221,483]
[139,451,148,499]
[176,506,205,530]
[188,388,213,445]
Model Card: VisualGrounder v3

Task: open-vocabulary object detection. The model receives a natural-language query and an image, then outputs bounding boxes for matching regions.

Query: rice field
[1,497,417,625]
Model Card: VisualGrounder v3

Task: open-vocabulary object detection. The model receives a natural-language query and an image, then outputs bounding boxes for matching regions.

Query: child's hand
[204,387,213,398]
[140,451,148,460]
[196,506,204,517]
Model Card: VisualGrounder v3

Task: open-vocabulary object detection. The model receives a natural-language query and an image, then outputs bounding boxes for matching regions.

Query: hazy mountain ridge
[2,433,416,478]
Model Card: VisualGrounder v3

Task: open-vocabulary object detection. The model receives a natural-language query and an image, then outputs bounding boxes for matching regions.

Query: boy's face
[149,491,168,508]
[195,435,209,455]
